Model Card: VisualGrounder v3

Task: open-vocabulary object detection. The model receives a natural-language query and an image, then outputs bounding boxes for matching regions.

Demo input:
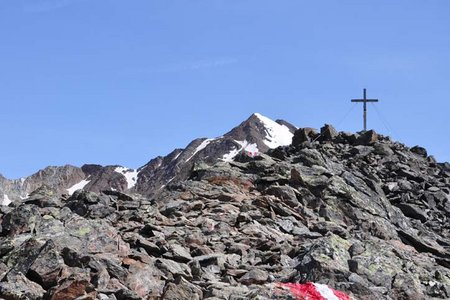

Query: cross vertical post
[351,88,379,131]
[363,88,367,131]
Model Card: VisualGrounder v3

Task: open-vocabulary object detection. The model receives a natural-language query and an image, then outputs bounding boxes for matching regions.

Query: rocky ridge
[0,113,296,202]
[0,124,449,299]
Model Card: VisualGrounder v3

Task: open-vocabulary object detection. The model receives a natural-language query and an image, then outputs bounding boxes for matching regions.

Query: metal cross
[351,88,379,131]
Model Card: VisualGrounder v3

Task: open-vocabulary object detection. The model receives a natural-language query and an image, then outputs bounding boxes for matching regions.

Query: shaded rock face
[0,164,130,202]
[0,165,85,202]
[1,125,449,300]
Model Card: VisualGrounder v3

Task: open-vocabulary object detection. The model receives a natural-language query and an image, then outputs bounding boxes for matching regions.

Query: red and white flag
[278,282,350,300]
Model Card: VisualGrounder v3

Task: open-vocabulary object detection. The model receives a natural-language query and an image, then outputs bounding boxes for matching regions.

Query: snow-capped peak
[253,113,294,148]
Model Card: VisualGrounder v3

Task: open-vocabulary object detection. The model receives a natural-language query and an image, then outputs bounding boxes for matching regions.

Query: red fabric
[281,282,326,300]
[331,289,350,300]
[278,282,351,300]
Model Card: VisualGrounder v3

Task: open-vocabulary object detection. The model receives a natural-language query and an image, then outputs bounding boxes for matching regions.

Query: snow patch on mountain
[222,140,259,162]
[2,194,12,206]
[115,167,139,189]
[239,141,259,154]
[254,113,294,148]
[222,148,240,162]
[67,179,91,195]
[186,138,216,162]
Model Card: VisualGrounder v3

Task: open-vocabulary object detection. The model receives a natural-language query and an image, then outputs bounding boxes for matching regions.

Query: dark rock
[28,240,64,289]
[340,132,358,144]
[411,145,428,157]
[239,269,269,285]
[397,203,428,222]
[162,277,203,299]
[115,289,141,300]
[24,185,62,208]
[0,273,46,299]
[292,127,318,145]
[101,257,129,282]
[310,221,349,238]
[373,143,394,156]
[1,204,41,236]
[349,242,365,257]
[50,279,96,300]
[397,168,425,183]
[397,230,446,257]
[356,130,378,145]
[155,258,192,280]
[5,238,44,278]
[265,185,299,207]
[320,124,338,141]
[61,247,87,268]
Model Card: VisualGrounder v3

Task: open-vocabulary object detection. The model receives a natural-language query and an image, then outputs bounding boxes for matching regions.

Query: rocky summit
[1,119,450,300]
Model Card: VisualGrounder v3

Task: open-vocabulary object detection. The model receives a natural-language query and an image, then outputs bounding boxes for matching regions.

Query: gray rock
[162,277,203,299]
[239,269,269,285]
[0,273,46,299]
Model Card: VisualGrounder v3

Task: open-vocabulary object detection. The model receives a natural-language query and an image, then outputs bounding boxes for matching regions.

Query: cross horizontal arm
[351,99,379,102]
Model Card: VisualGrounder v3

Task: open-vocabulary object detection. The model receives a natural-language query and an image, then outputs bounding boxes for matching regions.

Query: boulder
[28,240,65,289]
[292,127,318,145]
[1,204,41,236]
[162,277,203,300]
[238,268,269,285]
[356,130,378,145]
[411,145,428,157]
[320,124,338,141]
[50,279,96,300]
[24,185,62,208]
[397,203,428,223]
[0,273,46,299]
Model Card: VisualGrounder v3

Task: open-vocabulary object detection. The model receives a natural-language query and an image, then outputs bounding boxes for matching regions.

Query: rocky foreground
[1,125,450,299]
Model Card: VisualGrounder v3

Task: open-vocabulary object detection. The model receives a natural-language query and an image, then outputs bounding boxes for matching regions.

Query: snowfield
[254,113,294,148]
[115,167,139,189]
[67,179,91,195]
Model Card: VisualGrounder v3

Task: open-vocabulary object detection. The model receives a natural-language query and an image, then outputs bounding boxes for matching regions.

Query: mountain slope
[0,113,296,203]
[134,113,296,196]
[0,124,449,299]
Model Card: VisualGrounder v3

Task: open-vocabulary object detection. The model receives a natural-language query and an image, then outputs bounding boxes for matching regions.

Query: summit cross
[351,88,379,131]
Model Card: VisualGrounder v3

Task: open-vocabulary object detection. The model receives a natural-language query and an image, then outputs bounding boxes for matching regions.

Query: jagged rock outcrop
[0,165,85,201]
[0,123,449,299]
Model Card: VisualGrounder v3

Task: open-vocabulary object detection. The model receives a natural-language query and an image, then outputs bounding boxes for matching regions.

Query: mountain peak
[1,114,298,200]
[252,113,296,148]
[225,113,296,151]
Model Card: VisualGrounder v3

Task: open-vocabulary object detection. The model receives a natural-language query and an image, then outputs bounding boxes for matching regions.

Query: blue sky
[1,0,449,179]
